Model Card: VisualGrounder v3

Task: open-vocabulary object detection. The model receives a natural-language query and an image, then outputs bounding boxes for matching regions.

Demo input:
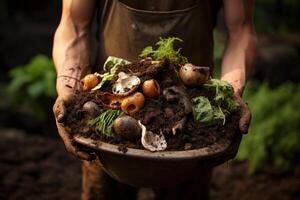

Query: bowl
[74,134,242,188]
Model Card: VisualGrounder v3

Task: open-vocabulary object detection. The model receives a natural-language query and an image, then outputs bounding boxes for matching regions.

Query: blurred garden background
[0,0,299,199]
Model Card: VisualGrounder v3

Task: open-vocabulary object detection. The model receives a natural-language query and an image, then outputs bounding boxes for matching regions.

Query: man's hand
[221,75,252,134]
[53,78,95,161]
[221,0,256,134]
[234,92,251,134]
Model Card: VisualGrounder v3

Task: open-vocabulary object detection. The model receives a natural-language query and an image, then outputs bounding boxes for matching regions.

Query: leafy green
[204,79,238,113]
[139,37,188,66]
[92,56,130,90]
[236,81,300,173]
[88,109,123,137]
[192,96,225,125]
[5,55,56,121]
[192,79,238,126]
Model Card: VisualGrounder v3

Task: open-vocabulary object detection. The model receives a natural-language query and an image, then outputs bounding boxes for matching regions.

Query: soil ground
[0,128,299,200]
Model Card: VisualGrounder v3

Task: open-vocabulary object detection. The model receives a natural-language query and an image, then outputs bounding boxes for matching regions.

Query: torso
[96,0,220,69]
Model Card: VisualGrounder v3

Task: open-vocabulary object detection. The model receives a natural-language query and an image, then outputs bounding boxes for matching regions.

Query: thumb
[53,99,67,123]
[239,101,251,134]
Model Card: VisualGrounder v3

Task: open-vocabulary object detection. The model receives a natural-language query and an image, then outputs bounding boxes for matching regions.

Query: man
[53,0,256,199]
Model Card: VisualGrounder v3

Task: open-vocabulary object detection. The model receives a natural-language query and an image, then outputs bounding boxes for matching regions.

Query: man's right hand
[53,77,95,161]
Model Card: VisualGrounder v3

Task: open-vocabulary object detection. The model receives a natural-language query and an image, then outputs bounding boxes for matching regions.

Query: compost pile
[65,37,240,152]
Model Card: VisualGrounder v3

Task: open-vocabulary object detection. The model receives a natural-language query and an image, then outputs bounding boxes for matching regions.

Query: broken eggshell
[121,92,145,115]
[113,116,141,140]
[138,121,167,152]
[179,63,210,87]
[112,72,140,96]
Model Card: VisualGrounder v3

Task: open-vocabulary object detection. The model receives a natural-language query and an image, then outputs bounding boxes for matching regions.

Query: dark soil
[1,129,299,200]
[65,59,240,151]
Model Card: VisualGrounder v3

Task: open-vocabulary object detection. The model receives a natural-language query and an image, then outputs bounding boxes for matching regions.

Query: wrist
[56,75,81,97]
[221,72,246,96]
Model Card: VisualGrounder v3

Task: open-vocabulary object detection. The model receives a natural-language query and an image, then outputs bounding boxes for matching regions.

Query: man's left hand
[234,93,251,134]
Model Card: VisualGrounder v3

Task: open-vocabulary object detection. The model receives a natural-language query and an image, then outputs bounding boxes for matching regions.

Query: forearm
[221,29,257,95]
[53,24,92,95]
[52,0,95,96]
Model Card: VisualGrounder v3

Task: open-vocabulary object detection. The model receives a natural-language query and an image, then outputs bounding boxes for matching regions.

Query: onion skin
[142,79,160,98]
[80,74,100,91]
[179,63,210,87]
[113,116,141,140]
[95,92,124,109]
[121,92,145,115]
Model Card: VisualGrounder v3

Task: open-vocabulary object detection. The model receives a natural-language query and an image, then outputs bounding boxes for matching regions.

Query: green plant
[192,96,225,126]
[139,37,188,66]
[237,81,300,173]
[92,56,130,90]
[192,79,238,125]
[88,109,123,137]
[6,55,56,121]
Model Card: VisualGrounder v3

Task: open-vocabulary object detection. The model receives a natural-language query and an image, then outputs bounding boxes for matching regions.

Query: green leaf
[89,109,123,137]
[92,56,130,91]
[139,46,154,58]
[139,37,188,66]
[192,79,237,126]
[204,79,238,112]
[192,96,225,126]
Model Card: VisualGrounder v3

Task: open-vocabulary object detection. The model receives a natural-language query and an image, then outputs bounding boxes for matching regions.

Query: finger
[239,103,252,134]
[64,139,96,161]
[57,104,67,123]
[75,149,96,161]
[53,99,67,123]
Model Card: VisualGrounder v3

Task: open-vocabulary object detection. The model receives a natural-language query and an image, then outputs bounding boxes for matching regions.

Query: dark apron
[97,0,215,69]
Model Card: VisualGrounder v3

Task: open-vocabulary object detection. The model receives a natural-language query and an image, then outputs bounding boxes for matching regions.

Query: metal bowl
[74,134,242,188]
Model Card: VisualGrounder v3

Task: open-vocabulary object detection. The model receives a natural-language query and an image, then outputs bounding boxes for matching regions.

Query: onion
[142,79,160,98]
[82,101,101,117]
[113,116,141,140]
[179,63,210,87]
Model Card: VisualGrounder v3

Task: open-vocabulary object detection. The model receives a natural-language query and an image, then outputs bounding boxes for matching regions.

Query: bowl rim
[74,134,241,161]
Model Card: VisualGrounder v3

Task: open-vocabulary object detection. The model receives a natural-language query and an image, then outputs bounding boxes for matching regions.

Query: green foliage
[192,96,225,126]
[192,79,237,126]
[237,81,300,173]
[204,79,238,113]
[92,56,130,90]
[88,109,123,137]
[139,37,188,66]
[6,55,56,121]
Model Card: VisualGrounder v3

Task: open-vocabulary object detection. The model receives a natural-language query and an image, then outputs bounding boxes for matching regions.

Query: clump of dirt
[65,59,240,151]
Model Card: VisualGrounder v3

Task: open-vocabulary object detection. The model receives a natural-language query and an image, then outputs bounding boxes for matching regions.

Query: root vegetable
[121,92,145,115]
[82,101,101,117]
[80,74,100,91]
[142,79,160,98]
[179,63,210,87]
[113,116,141,140]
